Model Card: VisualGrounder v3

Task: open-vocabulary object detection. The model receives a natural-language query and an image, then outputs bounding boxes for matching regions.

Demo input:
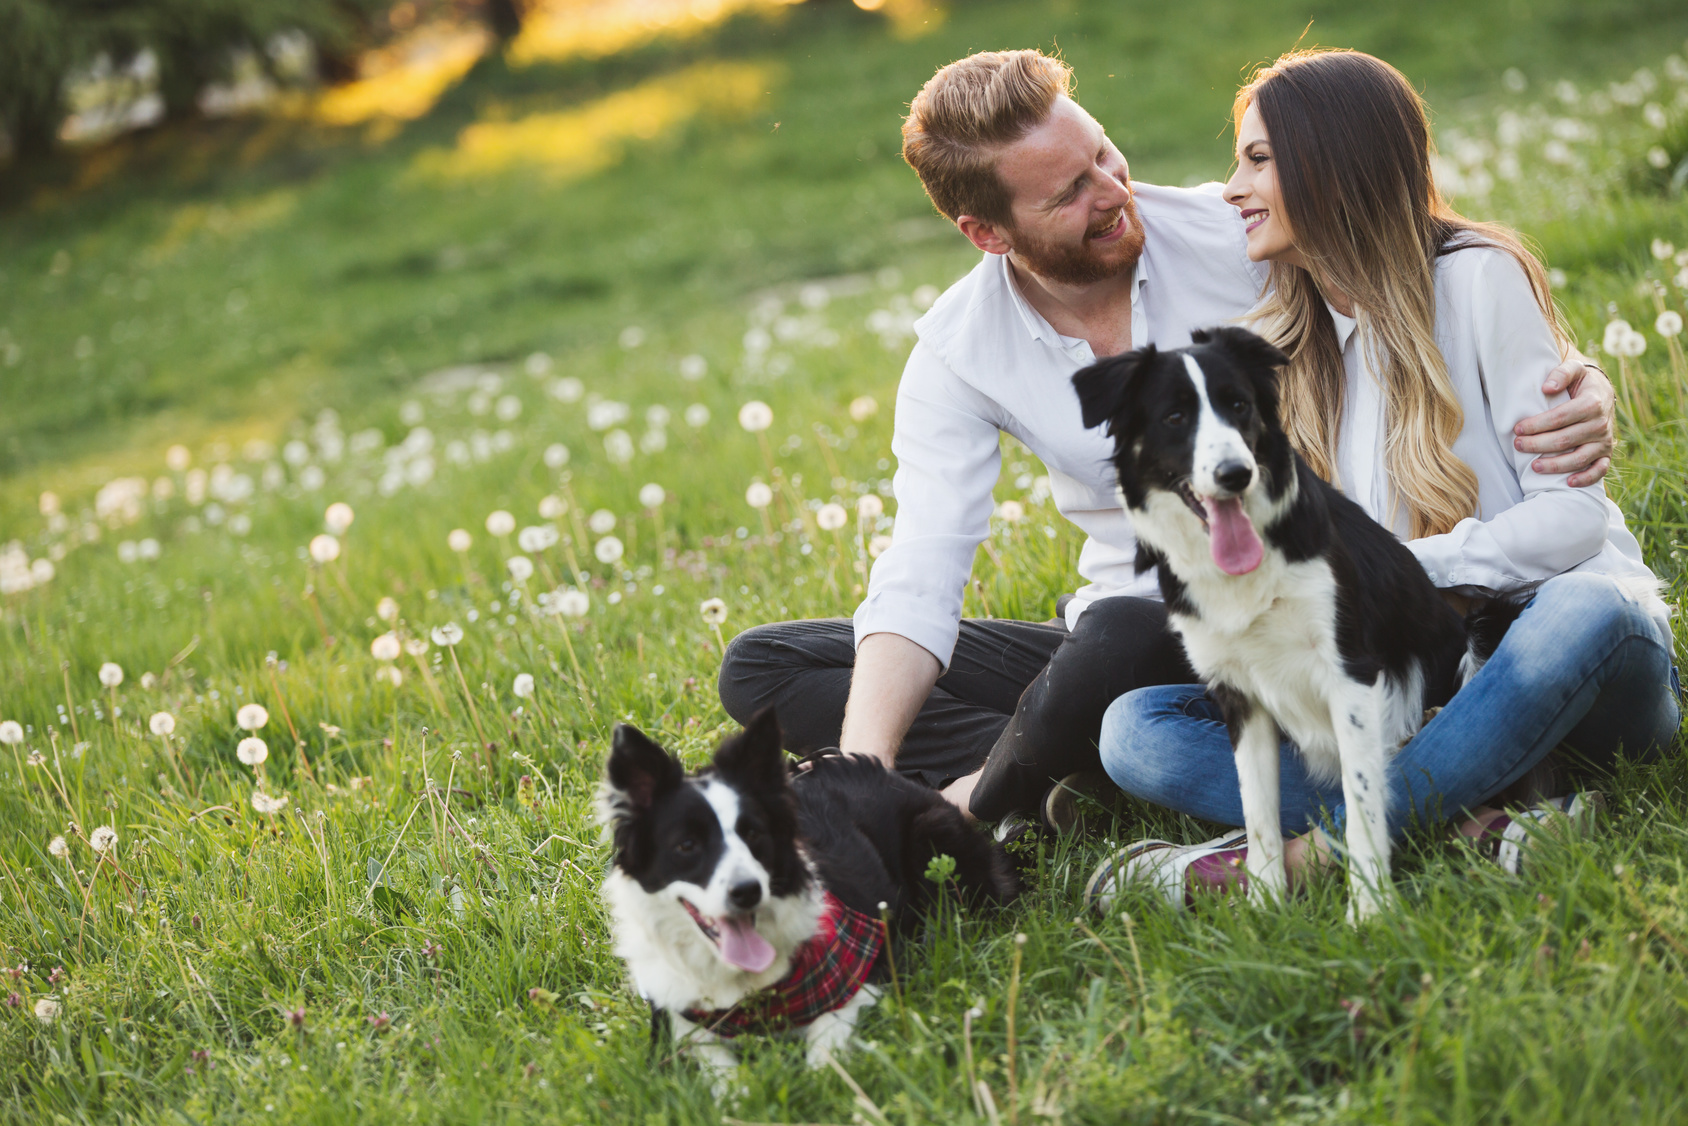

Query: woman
[1087,49,1680,908]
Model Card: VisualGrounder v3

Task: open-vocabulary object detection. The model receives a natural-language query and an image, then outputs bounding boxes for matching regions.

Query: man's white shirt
[853,182,1266,669]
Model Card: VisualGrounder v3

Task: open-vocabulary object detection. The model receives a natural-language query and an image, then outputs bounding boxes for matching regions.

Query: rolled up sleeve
[852,340,1002,670]
[1407,248,1609,593]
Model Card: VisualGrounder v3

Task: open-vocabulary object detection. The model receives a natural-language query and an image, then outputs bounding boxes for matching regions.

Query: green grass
[1,1,1687,1122]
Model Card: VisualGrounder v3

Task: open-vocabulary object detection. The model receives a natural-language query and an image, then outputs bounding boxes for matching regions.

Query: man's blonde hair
[902,50,1073,226]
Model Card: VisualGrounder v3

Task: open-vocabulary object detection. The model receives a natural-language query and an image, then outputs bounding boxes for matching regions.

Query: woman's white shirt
[1327,244,1668,632]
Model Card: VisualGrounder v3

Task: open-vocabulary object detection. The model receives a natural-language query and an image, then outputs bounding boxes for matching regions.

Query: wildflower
[33,998,59,1025]
[48,967,64,984]
[237,737,269,766]
[588,509,617,535]
[251,791,289,815]
[594,536,624,564]
[366,1011,392,1032]
[684,404,711,427]
[486,510,516,537]
[1650,146,1673,169]
[1652,239,1676,261]
[1620,327,1648,357]
[552,589,590,617]
[99,663,124,688]
[149,712,176,736]
[513,673,535,698]
[542,443,571,471]
[857,495,884,519]
[404,638,429,657]
[0,720,22,745]
[324,502,355,535]
[996,500,1026,522]
[308,534,341,564]
[48,836,69,858]
[848,395,879,422]
[377,597,399,622]
[1657,310,1682,337]
[448,529,473,552]
[604,429,635,464]
[377,665,404,687]
[639,483,666,509]
[90,826,118,853]
[816,503,848,531]
[236,704,269,731]
[537,495,567,519]
[738,401,774,432]
[431,623,464,646]
[140,672,158,690]
[287,1006,306,1028]
[1602,319,1634,355]
[508,556,534,582]
[26,750,45,767]
[518,525,558,553]
[745,482,774,509]
[868,534,893,558]
[679,353,708,380]
[700,598,728,625]
[371,633,402,661]
[320,723,341,738]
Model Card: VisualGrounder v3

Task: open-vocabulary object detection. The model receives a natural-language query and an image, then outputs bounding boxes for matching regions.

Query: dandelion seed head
[308,534,341,564]
[848,395,878,422]
[1652,238,1676,261]
[700,597,728,625]
[99,663,124,688]
[376,597,400,622]
[324,502,355,535]
[868,534,893,558]
[542,442,571,471]
[684,403,711,428]
[856,494,884,520]
[513,673,535,698]
[816,503,848,531]
[587,509,617,535]
[27,750,46,767]
[371,632,402,662]
[507,555,534,582]
[90,826,118,853]
[140,671,158,690]
[552,589,590,617]
[33,998,60,1025]
[593,536,624,564]
[638,483,666,509]
[404,638,429,657]
[485,510,516,538]
[236,704,269,731]
[517,525,558,553]
[166,445,192,472]
[251,791,288,815]
[1657,310,1682,337]
[603,429,635,464]
[0,720,22,745]
[996,500,1026,522]
[448,528,473,553]
[745,481,774,509]
[430,622,464,647]
[149,711,176,736]
[377,665,404,686]
[738,400,774,432]
[48,836,69,858]
[537,495,567,520]
[679,353,708,381]
[237,737,269,766]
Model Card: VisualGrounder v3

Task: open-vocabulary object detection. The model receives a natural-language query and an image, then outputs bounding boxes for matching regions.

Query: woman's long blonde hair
[1237,49,1567,538]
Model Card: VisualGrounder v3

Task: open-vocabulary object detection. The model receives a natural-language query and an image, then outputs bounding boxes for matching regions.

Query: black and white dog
[1073,326,1517,921]
[600,708,1019,1077]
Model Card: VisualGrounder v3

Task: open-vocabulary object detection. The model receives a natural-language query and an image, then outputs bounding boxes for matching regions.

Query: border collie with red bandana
[1073,326,1520,922]
[600,708,1018,1079]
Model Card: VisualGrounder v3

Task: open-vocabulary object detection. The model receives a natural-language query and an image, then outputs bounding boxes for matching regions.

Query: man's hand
[1513,354,1615,487]
[838,632,941,771]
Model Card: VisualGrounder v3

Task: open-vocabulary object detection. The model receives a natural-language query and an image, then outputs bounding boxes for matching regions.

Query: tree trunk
[484,0,523,41]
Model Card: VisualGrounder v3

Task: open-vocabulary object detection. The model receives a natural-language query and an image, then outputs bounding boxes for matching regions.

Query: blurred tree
[0,0,87,156]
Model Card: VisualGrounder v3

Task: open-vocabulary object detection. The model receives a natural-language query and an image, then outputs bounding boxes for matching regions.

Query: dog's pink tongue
[718,915,776,973]
[1204,497,1264,575]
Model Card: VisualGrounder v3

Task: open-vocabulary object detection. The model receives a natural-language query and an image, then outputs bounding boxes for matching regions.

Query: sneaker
[1083,830,1250,914]
[992,811,1044,848]
[1041,770,1117,836]
[1476,791,1605,876]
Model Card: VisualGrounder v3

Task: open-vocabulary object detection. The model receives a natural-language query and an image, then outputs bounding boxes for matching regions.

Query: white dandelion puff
[485,510,516,538]
[448,528,473,553]
[604,429,635,464]
[552,589,590,617]
[679,353,708,381]
[513,673,535,698]
[149,712,175,736]
[996,500,1026,522]
[376,596,399,622]
[638,483,666,509]
[507,555,534,582]
[33,998,60,1025]
[587,509,617,535]
[868,534,893,558]
[251,791,289,815]
[700,598,728,625]
[0,720,22,745]
[745,481,774,509]
[543,442,570,469]
[431,623,464,646]
[308,534,341,564]
[593,536,624,564]
[89,826,118,853]
[816,503,848,531]
[237,737,269,766]
[848,395,879,422]
[404,637,429,657]
[738,401,774,432]
[517,525,558,553]
[166,445,192,472]
[1657,310,1682,337]
[371,633,402,661]
[324,502,355,535]
[684,403,711,428]
[236,704,269,731]
[377,665,404,687]
[99,663,124,688]
[48,835,69,858]
[1652,238,1676,261]
[857,494,884,520]
[537,495,567,519]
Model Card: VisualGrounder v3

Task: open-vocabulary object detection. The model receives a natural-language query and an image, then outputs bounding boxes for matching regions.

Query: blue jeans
[1099,572,1683,838]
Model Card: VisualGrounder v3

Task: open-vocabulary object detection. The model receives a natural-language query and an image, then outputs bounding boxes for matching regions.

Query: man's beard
[1009,195,1146,287]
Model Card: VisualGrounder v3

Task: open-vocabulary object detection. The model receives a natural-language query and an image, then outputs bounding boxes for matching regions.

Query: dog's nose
[728,880,762,911]
[1214,460,1254,495]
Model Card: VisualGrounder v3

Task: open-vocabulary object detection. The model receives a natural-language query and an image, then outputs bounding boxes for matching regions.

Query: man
[719,50,1614,830]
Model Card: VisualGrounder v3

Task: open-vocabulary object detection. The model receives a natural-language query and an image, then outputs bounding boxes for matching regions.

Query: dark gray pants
[717,596,1198,820]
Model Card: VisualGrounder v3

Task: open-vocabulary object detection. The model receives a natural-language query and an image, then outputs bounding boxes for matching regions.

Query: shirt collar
[994,249,1150,351]
[1326,300,1359,349]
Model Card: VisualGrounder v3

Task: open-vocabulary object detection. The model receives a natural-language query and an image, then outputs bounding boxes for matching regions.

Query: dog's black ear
[1193,325,1289,372]
[713,706,787,793]
[606,724,682,814]
[1072,347,1155,431]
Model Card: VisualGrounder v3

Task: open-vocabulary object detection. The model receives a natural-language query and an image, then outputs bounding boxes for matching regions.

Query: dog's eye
[675,837,699,854]
[739,825,761,844]
[1228,398,1250,414]
[1163,410,1187,427]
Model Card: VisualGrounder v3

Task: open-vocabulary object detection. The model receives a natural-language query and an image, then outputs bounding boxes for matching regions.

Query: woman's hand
[1513,355,1615,487]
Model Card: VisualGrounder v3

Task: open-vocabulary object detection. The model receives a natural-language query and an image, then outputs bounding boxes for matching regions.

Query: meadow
[2,1,1688,1121]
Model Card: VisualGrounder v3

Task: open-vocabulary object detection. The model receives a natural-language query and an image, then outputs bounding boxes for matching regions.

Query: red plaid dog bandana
[681,892,885,1038]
